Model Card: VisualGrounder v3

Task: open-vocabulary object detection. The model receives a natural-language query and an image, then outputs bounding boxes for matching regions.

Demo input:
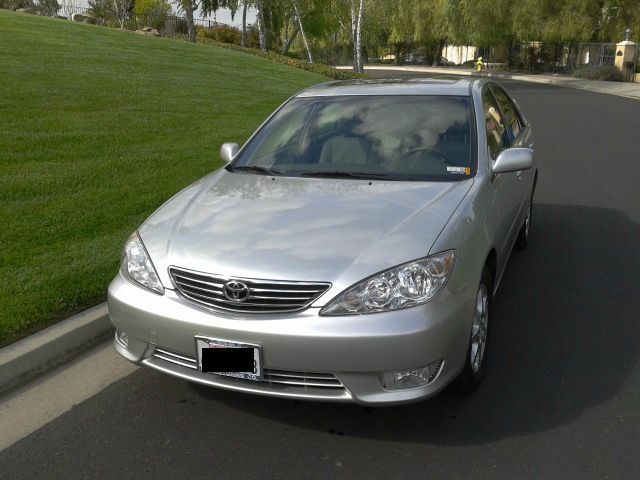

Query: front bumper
[108,272,475,405]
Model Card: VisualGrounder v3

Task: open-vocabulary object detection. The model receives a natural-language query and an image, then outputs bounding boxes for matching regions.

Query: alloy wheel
[471,283,489,373]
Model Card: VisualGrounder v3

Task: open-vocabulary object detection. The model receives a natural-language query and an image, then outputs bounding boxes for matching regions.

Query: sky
[204,6,257,27]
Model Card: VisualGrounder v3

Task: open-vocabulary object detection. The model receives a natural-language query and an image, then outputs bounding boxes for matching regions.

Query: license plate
[195,337,262,381]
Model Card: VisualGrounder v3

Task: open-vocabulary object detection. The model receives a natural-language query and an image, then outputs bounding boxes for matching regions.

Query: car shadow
[190,203,640,445]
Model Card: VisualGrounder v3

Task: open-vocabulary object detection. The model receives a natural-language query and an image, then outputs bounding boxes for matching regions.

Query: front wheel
[450,266,492,393]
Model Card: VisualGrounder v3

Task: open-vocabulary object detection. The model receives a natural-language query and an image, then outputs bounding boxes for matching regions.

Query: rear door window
[491,87,522,143]
[482,90,508,160]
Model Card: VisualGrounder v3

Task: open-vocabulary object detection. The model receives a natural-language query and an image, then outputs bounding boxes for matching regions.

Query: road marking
[0,342,138,451]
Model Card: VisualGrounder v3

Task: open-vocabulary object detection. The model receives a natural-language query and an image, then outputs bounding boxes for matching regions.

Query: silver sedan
[108,78,537,405]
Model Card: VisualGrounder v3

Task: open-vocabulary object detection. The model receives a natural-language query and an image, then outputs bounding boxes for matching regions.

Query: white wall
[443,45,477,65]
[200,7,256,27]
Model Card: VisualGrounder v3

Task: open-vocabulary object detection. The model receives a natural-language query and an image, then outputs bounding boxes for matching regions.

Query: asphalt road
[2,76,640,480]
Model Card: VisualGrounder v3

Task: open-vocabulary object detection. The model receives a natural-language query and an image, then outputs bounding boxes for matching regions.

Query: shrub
[198,25,241,45]
[194,34,364,80]
[88,0,112,24]
[37,0,59,16]
[573,65,625,82]
[0,0,31,9]
[134,0,170,30]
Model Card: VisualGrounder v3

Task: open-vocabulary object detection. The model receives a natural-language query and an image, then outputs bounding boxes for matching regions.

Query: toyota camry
[108,78,537,405]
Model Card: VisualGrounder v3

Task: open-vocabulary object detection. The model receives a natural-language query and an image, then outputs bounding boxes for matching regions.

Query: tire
[450,266,492,394]
[514,196,533,250]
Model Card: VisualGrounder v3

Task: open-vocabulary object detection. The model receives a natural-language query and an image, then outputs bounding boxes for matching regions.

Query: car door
[482,86,522,273]
[490,85,535,214]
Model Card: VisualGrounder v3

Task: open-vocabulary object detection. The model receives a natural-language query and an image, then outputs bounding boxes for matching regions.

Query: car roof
[296,77,477,98]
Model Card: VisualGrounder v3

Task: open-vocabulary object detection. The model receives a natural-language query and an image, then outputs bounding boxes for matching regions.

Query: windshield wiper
[299,171,391,180]
[231,165,283,176]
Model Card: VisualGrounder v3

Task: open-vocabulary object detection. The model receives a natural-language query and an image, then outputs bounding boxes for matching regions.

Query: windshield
[232,95,475,181]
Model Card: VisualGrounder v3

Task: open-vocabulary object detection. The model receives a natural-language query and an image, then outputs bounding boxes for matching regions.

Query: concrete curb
[0,303,112,394]
[337,65,640,101]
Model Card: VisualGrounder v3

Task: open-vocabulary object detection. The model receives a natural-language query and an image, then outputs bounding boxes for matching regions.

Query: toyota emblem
[223,280,250,302]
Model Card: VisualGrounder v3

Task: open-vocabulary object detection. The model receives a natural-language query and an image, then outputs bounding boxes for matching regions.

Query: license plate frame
[195,336,263,381]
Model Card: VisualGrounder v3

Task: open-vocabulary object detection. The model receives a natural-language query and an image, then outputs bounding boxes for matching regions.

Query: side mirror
[492,148,534,174]
[220,142,239,163]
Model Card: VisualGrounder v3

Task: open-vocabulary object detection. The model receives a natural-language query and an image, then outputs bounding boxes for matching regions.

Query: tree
[134,0,171,28]
[413,0,450,65]
[112,0,134,28]
[237,0,250,46]
[252,0,288,52]
[596,0,640,41]
[256,0,267,50]
[292,0,313,62]
[281,9,300,55]
[37,0,61,16]
[465,0,513,47]
[87,0,133,26]
[388,0,415,63]
[351,0,364,73]
[176,0,197,41]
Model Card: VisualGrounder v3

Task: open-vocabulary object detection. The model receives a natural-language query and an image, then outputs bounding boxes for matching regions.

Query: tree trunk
[241,1,247,47]
[113,0,126,28]
[351,0,364,73]
[432,39,445,67]
[184,0,196,42]
[257,1,267,51]
[282,27,299,56]
[292,0,313,63]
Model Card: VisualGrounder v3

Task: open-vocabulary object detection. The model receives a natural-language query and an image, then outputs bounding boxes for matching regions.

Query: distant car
[438,56,456,66]
[109,78,537,405]
[405,53,427,63]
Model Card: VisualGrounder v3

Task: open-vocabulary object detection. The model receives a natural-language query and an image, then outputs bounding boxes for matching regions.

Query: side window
[492,87,522,143]
[482,90,508,160]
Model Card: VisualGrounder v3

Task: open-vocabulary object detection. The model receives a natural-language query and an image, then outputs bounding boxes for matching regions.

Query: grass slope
[0,11,325,345]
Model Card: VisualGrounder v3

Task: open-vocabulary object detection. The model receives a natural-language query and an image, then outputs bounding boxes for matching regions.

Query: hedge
[194,33,364,81]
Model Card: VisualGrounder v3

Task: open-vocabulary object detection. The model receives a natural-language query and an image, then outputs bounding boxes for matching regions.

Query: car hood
[140,170,472,299]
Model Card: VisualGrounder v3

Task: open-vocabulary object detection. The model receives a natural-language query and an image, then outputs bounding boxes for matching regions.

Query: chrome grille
[169,267,331,313]
[152,348,344,389]
[263,369,343,388]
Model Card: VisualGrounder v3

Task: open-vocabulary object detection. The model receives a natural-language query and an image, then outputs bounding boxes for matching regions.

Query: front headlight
[121,232,164,294]
[320,251,456,315]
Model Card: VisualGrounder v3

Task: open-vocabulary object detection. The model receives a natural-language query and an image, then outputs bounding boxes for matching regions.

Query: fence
[55,5,227,36]
[315,41,620,74]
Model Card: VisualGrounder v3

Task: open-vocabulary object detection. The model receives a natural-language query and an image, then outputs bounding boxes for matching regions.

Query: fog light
[379,360,444,390]
[115,329,129,348]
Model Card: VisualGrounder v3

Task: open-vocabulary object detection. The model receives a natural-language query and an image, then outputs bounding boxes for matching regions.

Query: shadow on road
[191,203,640,445]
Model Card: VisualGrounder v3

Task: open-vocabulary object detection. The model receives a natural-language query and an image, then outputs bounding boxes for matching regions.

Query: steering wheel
[403,147,453,165]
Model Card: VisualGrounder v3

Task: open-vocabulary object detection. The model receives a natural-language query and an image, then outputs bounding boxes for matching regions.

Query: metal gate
[598,43,617,66]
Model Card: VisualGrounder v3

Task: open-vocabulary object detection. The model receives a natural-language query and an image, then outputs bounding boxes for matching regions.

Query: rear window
[234,95,475,181]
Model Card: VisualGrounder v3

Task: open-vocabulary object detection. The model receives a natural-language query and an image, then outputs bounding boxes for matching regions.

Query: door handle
[516,171,522,179]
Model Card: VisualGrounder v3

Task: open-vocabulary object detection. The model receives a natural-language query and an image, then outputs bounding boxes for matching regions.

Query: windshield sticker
[447,166,471,175]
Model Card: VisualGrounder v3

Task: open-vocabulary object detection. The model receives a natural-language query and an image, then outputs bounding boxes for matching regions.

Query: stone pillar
[615,29,637,81]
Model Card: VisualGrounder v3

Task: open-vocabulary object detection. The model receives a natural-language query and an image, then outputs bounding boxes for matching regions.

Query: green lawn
[0,10,325,345]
